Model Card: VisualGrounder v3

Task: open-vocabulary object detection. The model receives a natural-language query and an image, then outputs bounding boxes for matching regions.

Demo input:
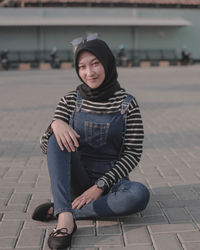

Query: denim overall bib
[71,90,133,183]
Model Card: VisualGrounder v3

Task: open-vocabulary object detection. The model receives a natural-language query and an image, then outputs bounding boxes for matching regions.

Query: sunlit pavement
[0,65,200,250]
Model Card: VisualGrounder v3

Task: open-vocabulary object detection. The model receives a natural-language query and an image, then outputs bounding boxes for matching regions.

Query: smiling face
[78,51,105,89]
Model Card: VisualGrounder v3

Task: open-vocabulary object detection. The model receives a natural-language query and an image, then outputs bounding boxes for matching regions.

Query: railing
[114,49,179,66]
[3,50,74,63]
[2,49,178,64]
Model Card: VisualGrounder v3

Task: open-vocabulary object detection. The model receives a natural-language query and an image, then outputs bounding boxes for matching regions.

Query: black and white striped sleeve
[53,94,76,123]
[40,91,77,154]
[98,98,144,188]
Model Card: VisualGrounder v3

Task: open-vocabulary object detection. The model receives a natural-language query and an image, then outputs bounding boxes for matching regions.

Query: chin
[86,83,101,89]
[90,86,99,89]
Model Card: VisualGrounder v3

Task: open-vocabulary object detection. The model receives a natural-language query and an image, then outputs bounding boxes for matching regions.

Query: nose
[86,66,95,77]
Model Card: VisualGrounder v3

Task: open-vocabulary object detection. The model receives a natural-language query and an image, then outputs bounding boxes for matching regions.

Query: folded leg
[73,179,150,219]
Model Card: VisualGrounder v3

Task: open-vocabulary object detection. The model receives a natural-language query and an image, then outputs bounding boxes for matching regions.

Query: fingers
[76,199,85,210]
[54,134,64,151]
[68,129,80,148]
[60,134,72,152]
[72,186,103,210]
[62,130,79,152]
[52,120,80,152]
[72,195,93,210]
[72,196,86,210]
[86,198,92,205]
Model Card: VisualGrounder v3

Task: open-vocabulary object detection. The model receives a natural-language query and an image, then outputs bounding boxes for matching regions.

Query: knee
[124,182,150,213]
[47,133,60,152]
[48,133,56,145]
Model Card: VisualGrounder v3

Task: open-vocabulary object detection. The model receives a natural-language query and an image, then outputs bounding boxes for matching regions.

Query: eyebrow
[78,57,99,65]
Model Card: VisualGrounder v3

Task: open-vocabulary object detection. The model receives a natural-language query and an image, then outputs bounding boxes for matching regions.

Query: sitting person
[32,36,150,250]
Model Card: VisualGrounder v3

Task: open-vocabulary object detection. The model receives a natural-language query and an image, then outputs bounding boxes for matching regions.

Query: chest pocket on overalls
[84,121,110,148]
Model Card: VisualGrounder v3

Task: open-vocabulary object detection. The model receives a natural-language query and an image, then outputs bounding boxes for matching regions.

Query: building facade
[0,6,199,64]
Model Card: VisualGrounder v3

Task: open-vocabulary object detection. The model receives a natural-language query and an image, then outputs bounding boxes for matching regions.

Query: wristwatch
[95,179,109,193]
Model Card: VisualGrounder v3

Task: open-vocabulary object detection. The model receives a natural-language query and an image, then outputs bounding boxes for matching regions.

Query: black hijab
[74,39,121,102]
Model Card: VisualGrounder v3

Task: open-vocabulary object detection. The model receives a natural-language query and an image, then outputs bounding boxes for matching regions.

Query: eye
[93,61,99,66]
[78,65,85,70]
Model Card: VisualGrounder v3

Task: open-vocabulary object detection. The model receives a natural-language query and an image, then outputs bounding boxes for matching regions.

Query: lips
[87,78,97,81]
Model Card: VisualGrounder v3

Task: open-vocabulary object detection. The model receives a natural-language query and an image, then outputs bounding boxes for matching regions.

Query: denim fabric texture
[47,91,150,218]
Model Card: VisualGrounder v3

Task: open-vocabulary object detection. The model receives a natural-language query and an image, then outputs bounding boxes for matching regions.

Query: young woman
[32,37,150,249]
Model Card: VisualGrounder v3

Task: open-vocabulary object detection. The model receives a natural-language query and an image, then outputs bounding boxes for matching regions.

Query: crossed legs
[47,133,150,220]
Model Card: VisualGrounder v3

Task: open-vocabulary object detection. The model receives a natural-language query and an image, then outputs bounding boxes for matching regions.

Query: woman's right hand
[51,119,80,152]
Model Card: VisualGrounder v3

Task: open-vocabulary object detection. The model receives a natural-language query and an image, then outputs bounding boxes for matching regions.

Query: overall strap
[76,90,83,112]
[69,90,82,126]
[121,94,134,115]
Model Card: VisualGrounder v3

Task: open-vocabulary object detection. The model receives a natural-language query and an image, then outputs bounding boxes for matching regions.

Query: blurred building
[0,0,200,65]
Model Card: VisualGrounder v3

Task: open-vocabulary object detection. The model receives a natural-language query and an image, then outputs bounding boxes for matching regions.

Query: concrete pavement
[0,65,200,250]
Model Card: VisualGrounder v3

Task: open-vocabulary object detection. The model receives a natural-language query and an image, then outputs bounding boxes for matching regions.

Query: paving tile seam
[119,220,128,247]
[4,188,15,206]
[12,221,24,249]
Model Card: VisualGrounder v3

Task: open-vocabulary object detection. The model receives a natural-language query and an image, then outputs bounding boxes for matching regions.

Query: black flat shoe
[32,202,55,222]
[48,219,77,249]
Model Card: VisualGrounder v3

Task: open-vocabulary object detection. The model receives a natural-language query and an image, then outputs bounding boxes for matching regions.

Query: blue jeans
[47,134,150,219]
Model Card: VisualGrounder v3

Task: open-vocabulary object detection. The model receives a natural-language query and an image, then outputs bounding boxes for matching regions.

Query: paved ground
[0,65,200,250]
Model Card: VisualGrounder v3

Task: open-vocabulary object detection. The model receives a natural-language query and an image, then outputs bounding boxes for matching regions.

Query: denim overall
[72,90,132,182]
[47,91,150,219]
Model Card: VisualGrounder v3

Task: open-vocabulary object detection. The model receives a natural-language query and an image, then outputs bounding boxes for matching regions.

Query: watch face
[97,180,105,189]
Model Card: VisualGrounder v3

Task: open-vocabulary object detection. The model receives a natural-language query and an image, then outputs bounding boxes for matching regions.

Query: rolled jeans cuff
[54,207,73,217]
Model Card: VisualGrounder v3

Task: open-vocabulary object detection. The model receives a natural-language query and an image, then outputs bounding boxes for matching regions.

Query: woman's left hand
[72,185,104,210]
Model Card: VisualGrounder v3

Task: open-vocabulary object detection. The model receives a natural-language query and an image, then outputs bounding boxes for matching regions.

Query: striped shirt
[40,89,144,189]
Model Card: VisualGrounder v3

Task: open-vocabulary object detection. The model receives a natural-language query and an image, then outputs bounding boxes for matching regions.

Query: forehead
[78,51,97,64]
